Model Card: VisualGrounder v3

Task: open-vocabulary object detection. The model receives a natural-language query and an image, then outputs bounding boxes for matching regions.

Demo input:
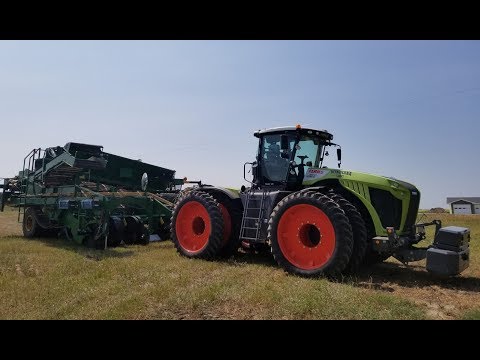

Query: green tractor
[171,126,470,277]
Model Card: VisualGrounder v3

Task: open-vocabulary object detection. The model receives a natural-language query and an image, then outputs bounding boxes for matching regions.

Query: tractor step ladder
[240,189,268,242]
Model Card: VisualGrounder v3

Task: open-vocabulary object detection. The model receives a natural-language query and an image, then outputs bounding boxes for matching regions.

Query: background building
[447,197,480,214]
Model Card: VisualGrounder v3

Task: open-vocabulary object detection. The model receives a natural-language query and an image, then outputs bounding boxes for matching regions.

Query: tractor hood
[303,167,420,236]
[303,167,418,195]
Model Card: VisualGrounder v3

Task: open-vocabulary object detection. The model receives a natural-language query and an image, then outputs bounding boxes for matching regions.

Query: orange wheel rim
[175,201,211,253]
[277,204,336,270]
[219,204,232,246]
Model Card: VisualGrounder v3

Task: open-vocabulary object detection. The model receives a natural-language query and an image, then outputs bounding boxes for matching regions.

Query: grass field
[0,207,479,319]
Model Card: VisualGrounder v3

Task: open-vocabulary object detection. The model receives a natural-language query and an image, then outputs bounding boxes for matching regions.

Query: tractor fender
[198,186,241,200]
[299,186,327,193]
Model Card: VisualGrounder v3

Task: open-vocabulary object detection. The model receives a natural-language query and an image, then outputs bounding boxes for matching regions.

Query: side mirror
[280,135,289,150]
[251,161,259,183]
[337,148,342,168]
[306,161,312,167]
[244,161,259,184]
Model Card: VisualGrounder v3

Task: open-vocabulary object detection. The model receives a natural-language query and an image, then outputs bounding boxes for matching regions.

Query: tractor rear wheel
[171,190,224,259]
[23,207,41,238]
[268,192,353,278]
[327,192,367,274]
[210,192,242,258]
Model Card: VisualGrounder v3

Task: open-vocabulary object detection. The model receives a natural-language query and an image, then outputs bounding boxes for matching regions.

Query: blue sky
[0,40,479,208]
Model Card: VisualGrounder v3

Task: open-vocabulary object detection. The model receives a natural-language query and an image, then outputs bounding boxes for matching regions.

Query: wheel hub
[277,204,336,270]
[298,223,321,247]
[192,216,206,235]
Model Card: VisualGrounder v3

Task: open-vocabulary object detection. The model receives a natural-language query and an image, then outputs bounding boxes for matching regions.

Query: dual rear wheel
[170,190,242,259]
[171,190,369,277]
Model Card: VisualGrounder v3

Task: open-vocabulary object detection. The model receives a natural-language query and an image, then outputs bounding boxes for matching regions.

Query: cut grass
[0,208,478,319]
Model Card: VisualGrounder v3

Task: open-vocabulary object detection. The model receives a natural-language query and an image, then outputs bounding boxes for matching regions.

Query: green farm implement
[1,143,184,249]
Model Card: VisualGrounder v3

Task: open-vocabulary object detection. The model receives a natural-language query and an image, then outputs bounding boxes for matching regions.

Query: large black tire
[107,216,125,247]
[209,192,242,258]
[268,192,353,278]
[22,207,59,238]
[171,190,224,259]
[124,216,144,245]
[337,190,391,266]
[23,207,41,238]
[361,214,390,266]
[327,192,367,274]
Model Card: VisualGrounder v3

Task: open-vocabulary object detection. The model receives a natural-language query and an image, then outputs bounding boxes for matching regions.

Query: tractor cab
[250,125,338,191]
[236,126,341,245]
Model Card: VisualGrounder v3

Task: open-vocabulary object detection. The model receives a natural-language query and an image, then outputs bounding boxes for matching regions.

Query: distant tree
[429,207,448,213]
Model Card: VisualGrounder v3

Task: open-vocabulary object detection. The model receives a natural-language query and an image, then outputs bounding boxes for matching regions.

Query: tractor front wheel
[171,190,224,259]
[327,192,367,274]
[268,192,353,278]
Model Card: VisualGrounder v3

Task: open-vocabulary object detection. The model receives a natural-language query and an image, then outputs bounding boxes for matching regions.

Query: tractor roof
[254,126,333,140]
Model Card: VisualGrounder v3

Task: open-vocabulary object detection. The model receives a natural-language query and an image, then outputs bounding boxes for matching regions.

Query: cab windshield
[259,134,324,183]
[294,135,324,168]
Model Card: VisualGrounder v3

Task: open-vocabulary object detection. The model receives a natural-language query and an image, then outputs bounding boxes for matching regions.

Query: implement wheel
[268,192,353,278]
[23,207,41,238]
[107,216,125,247]
[171,190,224,259]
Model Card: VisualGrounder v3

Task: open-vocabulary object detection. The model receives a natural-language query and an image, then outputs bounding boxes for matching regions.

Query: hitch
[372,227,407,254]
[374,227,428,264]
[413,219,442,242]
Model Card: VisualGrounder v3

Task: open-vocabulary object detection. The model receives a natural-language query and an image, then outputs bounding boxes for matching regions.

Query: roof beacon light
[296,124,302,129]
